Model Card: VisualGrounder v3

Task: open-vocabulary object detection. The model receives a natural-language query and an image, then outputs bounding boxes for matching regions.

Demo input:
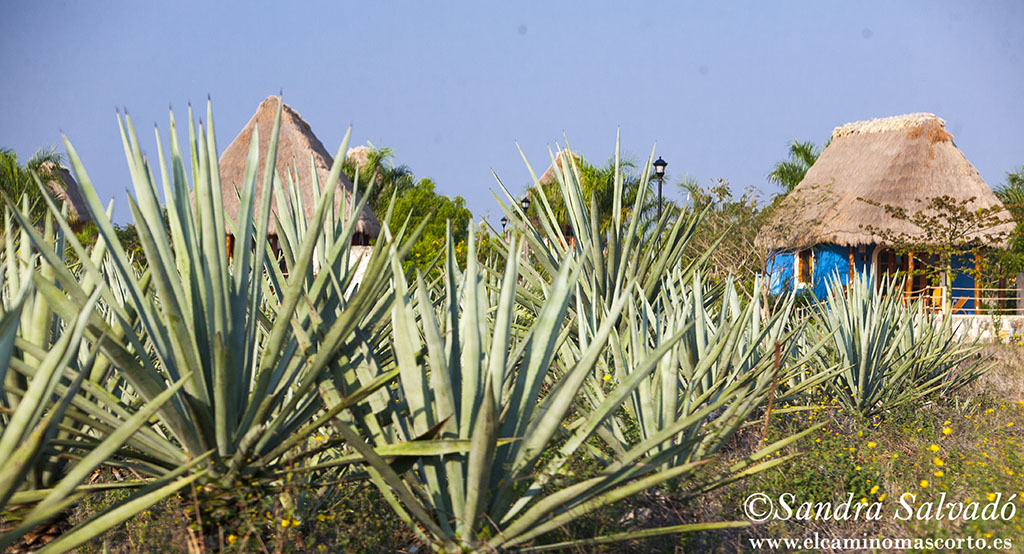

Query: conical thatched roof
[39,161,91,229]
[218,97,380,237]
[756,113,1013,250]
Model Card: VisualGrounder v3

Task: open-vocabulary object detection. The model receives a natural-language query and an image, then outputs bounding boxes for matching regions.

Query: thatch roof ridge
[217,97,380,237]
[831,113,944,140]
[757,113,1013,251]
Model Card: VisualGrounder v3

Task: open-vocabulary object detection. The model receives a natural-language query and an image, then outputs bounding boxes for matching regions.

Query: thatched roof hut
[218,97,381,239]
[39,161,91,230]
[756,113,1013,251]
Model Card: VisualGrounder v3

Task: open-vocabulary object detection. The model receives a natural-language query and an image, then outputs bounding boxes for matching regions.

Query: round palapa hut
[756,113,1013,251]
[217,97,381,244]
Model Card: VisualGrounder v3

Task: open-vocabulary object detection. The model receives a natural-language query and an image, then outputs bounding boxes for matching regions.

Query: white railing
[947,286,1021,315]
[789,286,1023,319]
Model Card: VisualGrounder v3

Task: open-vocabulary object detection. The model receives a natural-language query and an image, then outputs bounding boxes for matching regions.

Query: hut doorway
[874,248,902,285]
[874,247,934,305]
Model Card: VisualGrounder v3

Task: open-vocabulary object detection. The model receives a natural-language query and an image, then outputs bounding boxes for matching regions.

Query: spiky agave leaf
[0,273,203,551]
[337,225,785,551]
[8,97,410,488]
[807,270,989,418]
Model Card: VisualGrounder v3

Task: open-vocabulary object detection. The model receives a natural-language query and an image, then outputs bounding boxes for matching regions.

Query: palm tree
[995,165,1024,219]
[342,144,416,215]
[0,147,63,222]
[767,139,823,194]
[994,165,1024,254]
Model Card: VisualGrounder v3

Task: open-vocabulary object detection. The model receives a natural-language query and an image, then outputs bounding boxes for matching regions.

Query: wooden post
[1017,272,1024,316]
[848,246,855,284]
[974,253,982,314]
[225,234,234,263]
[905,252,914,303]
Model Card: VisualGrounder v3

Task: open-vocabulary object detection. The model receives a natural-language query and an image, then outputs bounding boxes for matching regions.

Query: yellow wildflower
[920,480,929,488]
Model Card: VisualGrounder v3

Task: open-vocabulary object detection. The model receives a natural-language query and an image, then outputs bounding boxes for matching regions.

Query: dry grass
[673,347,1024,553]
[55,348,1024,553]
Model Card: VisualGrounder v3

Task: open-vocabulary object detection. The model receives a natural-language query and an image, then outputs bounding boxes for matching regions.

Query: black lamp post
[653,157,668,219]
[500,215,508,230]
[520,196,531,213]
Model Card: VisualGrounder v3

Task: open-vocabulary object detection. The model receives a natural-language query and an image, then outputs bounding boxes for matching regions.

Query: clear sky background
[2,1,1022,224]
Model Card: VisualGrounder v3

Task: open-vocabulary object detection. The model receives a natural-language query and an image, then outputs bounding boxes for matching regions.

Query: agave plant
[493,135,710,323]
[5,97,431,504]
[583,269,829,466]
[0,201,201,552]
[326,227,814,552]
[807,270,989,418]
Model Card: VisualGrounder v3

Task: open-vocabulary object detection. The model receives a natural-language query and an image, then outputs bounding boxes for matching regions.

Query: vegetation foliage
[0,103,1005,553]
[0,147,64,223]
[766,139,823,194]
[343,144,472,272]
[858,195,1016,288]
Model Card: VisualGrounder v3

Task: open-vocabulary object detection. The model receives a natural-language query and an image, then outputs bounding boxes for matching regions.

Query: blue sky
[2,1,1022,224]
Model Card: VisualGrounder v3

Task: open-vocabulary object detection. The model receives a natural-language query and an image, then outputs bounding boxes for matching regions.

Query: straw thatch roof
[756,113,1014,250]
[218,97,380,237]
[39,161,91,230]
[345,145,373,169]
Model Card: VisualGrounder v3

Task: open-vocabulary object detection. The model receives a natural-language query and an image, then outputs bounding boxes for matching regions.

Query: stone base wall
[943,315,1024,343]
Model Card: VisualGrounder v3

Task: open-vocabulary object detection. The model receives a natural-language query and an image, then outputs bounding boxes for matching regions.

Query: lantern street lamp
[500,215,508,230]
[520,196,531,213]
[653,156,668,219]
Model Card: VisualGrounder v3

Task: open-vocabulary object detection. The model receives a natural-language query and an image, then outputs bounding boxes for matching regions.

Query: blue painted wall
[812,244,850,299]
[765,244,980,313]
[950,255,977,313]
[767,244,850,298]
[767,252,795,295]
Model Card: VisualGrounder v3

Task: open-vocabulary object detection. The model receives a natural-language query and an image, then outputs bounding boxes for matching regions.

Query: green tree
[343,144,416,214]
[0,147,63,222]
[344,144,473,271]
[391,178,472,272]
[858,195,1015,291]
[767,139,823,194]
[530,154,657,236]
[679,178,767,285]
[994,165,1024,250]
